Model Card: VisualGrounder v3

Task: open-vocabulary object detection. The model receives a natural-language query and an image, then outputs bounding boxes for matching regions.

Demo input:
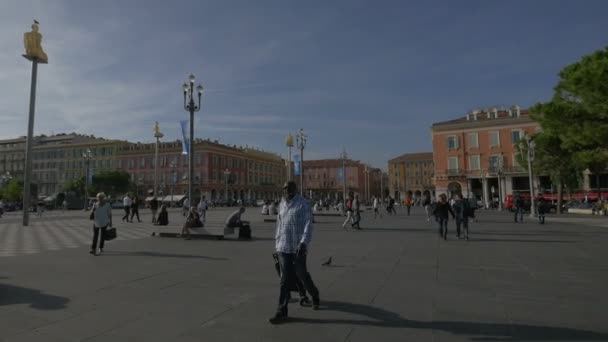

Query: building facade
[388,152,434,201]
[0,134,124,197]
[115,139,285,203]
[299,159,383,202]
[431,106,540,207]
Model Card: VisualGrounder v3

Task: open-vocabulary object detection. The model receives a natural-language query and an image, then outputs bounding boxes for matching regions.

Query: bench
[158,218,233,240]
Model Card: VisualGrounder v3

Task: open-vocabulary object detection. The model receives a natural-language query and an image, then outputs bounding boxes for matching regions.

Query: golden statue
[23,20,48,64]
[153,121,164,138]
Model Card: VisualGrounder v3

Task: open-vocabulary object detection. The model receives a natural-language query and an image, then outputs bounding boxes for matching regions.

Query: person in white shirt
[373,196,382,219]
[91,192,112,255]
[122,194,132,222]
[197,196,208,223]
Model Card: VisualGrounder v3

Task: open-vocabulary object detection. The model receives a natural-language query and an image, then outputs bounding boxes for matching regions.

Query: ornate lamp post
[170,160,177,206]
[497,155,504,211]
[153,122,164,203]
[285,132,294,181]
[21,20,48,226]
[296,129,307,196]
[340,148,348,201]
[82,148,93,210]
[525,135,537,217]
[223,168,231,203]
[181,74,203,210]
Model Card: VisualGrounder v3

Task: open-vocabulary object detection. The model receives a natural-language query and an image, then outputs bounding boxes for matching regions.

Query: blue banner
[338,167,344,184]
[293,154,300,176]
[180,120,189,155]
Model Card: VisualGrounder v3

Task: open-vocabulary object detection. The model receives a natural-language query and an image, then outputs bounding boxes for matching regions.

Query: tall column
[22,59,38,226]
[482,177,490,209]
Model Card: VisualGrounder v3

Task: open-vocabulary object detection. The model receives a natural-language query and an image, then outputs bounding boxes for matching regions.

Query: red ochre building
[299,159,383,202]
[431,105,540,207]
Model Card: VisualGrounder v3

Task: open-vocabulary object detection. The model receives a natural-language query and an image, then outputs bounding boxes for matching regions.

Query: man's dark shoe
[268,312,288,324]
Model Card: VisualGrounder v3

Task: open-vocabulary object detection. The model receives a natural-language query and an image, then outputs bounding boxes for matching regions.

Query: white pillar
[482,177,490,209]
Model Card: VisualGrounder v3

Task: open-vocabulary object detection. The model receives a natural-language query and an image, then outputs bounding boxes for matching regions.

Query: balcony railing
[445,168,465,176]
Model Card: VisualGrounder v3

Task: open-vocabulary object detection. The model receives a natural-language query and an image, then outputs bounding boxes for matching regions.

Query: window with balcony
[489,154,503,172]
[447,156,459,171]
[510,130,522,144]
[447,135,459,150]
[468,133,479,148]
[468,155,481,170]
[489,131,500,147]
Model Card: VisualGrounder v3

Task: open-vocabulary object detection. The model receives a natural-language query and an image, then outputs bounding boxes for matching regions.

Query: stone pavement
[0,207,607,341]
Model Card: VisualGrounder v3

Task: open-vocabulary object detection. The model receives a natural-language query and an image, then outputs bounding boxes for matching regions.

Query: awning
[163,195,186,202]
[145,196,164,202]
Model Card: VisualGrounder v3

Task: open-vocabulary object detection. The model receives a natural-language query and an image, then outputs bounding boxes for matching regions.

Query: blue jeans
[277,252,319,315]
[514,207,524,222]
[438,218,448,238]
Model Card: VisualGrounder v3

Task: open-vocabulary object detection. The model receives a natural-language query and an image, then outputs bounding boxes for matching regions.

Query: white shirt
[123,196,132,207]
[373,198,378,208]
[93,202,112,228]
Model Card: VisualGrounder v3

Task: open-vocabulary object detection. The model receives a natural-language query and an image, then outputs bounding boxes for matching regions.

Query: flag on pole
[293,154,300,176]
[180,120,189,155]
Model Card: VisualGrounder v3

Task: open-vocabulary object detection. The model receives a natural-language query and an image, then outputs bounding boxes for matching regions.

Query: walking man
[269,181,320,324]
[514,192,524,223]
[373,196,382,219]
[122,193,132,222]
[197,195,208,223]
[351,194,361,229]
[453,194,471,240]
[150,194,159,224]
[405,196,412,216]
[130,196,141,222]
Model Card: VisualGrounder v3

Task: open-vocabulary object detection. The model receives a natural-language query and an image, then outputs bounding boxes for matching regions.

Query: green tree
[6,179,23,202]
[63,177,86,197]
[532,47,608,169]
[90,170,131,198]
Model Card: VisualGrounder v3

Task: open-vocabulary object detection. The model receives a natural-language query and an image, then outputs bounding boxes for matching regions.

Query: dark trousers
[407,205,411,216]
[514,207,524,222]
[277,252,319,315]
[130,207,140,222]
[92,225,107,251]
[438,217,448,239]
[122,207,130,221]
[456,216,469,237]
[538,209,545,224]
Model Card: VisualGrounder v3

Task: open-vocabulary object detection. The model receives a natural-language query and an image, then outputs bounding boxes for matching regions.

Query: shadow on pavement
[102,251,229,260]
[0,283,69,310]
[356,227,432,233]
[292,300,608,341]
[470,238,580,243]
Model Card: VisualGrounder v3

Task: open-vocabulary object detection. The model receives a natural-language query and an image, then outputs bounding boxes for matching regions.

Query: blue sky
[1,0,607,170]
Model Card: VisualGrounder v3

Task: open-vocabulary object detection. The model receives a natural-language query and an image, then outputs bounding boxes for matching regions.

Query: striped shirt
[275,194,313,253]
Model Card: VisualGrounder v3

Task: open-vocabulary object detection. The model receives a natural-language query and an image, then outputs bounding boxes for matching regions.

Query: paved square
[1,207,607,341]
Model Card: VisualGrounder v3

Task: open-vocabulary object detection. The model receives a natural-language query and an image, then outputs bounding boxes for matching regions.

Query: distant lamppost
[296,128,307,196]
[170,160,177,206]
[181,74,203,209]
[153,122,164,203]
[378,169,384,203]
[497,155,504,211]
[285,132,294,181]
[21,20,48,226]
[223,168,231,202]
[339,148,348,201]
[364,165,370,203]
[82,148,93,210]
[525,135,537,217]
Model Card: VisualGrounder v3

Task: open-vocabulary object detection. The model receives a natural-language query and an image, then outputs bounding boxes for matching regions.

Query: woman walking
[90,192,112,255]
[432,194,454,240]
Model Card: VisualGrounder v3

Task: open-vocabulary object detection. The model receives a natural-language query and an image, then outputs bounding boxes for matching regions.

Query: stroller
[272,253,311,306]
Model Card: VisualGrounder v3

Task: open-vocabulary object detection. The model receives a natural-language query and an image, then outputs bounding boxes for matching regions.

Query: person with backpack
[433,194,455,240]
[452,194,471,240]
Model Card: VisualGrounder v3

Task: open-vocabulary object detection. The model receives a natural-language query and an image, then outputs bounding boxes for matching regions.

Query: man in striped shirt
[269,181,320,324]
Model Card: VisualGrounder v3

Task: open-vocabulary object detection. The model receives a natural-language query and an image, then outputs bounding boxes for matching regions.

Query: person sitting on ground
[155,205,169,226]
[269,201,278,215]
[180,207,200,240]
[226,207,248,229]
[261,202,269,215]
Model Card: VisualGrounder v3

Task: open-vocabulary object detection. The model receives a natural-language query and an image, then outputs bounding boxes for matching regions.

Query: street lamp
[378,169,384,204]
[285,132,294,181]
[497,155,504,211]
[364,164,370,203]
[153,122,164,204]
[82,148,93,210]
[181,74,203,210]
[526,135,537,217]
[339,148,348,201]
[170,160,177,206]
[296,128,307,196]
[223,168,231,203]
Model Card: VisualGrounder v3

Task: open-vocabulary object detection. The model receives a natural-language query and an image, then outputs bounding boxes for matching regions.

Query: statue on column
[153,121,164,138]
[23,20,48,63]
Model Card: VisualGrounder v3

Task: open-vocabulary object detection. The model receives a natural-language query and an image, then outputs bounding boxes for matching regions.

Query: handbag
[104,227,117,241]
